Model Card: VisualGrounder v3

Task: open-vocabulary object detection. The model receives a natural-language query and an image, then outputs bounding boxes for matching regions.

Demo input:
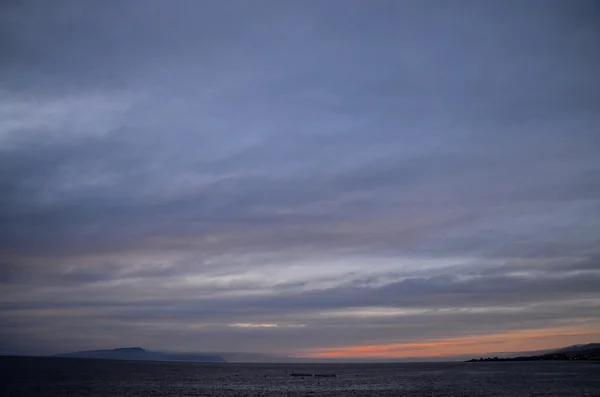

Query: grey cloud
[4,255,599,314]
[1,0,600,355]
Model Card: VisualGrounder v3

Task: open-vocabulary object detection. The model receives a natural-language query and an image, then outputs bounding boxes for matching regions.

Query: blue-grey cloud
[1,0,599,356]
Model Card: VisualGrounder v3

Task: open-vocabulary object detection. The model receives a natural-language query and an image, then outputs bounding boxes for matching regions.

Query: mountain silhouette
[466,343,600,362]
[552,343,600,353]
[54,347,225,362]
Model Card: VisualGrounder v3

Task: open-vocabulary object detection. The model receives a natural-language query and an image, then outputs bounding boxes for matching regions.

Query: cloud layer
[1,0,599,358]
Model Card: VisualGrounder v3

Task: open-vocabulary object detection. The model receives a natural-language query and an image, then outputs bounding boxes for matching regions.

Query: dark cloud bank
[1,0,599,358]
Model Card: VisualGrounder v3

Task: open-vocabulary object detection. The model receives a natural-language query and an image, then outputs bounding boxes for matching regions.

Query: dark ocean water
[1,356,599,396]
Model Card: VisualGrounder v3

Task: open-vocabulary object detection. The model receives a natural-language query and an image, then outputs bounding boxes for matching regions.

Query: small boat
[314,373,336,378]
[290,372,313,377]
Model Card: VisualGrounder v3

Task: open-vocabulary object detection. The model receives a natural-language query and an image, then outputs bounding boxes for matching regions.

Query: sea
[1,356,599,396]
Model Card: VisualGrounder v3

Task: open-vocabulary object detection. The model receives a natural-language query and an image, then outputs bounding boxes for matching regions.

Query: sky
[1,0,599,360]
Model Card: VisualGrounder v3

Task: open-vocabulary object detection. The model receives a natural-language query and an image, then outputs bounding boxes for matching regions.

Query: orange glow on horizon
[301,326,600,359]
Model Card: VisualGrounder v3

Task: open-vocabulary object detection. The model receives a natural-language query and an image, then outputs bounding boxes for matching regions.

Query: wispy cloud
[1,0,599,357]
[303,326,600,358]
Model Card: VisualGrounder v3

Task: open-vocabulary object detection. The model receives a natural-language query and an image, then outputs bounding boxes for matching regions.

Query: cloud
[1,0,599,357]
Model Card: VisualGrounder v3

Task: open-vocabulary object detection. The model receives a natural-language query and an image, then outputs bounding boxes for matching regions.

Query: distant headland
[466,343,600,362]
[54,347,225,363]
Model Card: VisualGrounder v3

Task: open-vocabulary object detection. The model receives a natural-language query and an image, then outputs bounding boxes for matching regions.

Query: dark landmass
[466,343,600,362]
[54,347,225,362]
[553,343,600,353]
